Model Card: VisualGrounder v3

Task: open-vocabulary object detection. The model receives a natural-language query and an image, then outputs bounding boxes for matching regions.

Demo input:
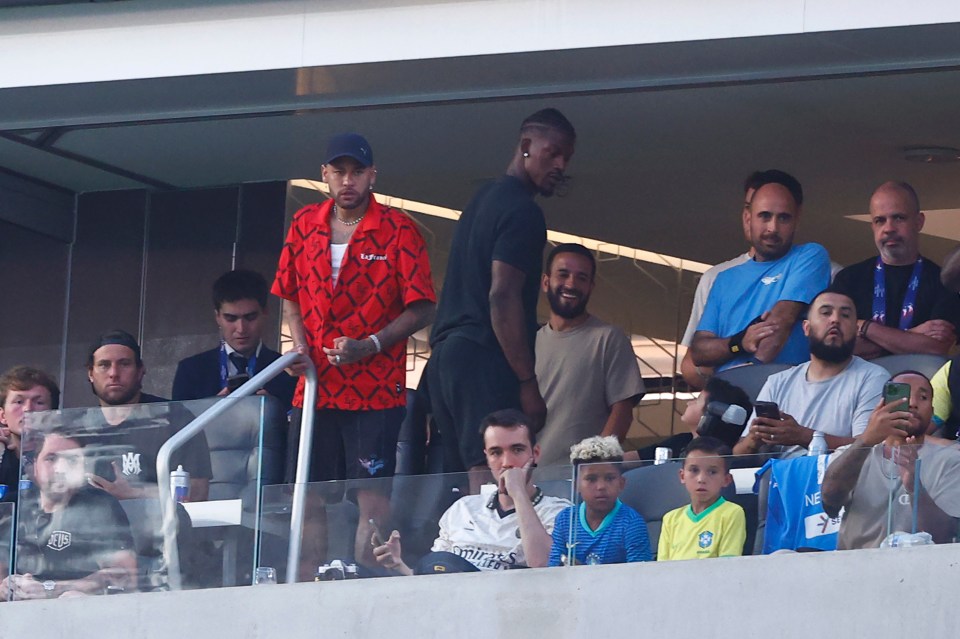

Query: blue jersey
[697,243,831,370]
[757,454,841,553]
[548,500,652,566]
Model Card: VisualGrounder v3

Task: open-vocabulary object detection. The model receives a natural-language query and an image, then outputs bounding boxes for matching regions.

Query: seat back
[620,461,738,558]
[200,396,287,507]
[714,363,794,403]
[871,353,947,380]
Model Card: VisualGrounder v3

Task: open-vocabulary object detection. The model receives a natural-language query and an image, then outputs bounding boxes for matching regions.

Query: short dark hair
[681,436,733,471]
[545,243,596,279]
[478,408,536,447]
[87,330,142,368]
[703,377,752,418]
[743,171,766,196]
[750,169,803,207]
[520,108,576,142]
[809,287,856,310]
[891,369,932,388]
[213,269,269,310]
[0,366,60,410]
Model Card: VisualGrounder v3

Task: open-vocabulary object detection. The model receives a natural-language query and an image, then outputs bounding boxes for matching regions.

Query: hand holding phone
[754,401,780,420]
[226,373,250,392]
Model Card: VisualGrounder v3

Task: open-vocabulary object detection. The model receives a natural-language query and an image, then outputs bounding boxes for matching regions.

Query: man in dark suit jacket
[172,270,296,409]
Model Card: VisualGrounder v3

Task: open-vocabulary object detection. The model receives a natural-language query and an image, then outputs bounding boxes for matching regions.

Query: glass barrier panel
[564,453,767,564]
[855,441,960,550]
[258,465,576,583]
[0,502,14,600]
[13,396,271,597]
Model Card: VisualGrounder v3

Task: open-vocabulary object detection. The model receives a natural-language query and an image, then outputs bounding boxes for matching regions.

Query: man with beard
[691,171,831,372]
[429,108,575,476]
[2,431,136,599]
[534,243,645,466]
[822,371,960,549]
[84,330,211,501]
[832,181,959,359]
[733,290,888,458]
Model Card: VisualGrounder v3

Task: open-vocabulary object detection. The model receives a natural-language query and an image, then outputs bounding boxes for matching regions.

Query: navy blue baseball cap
[324,133,374,167]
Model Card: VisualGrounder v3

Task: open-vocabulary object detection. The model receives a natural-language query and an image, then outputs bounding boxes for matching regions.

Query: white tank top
[331,243,348,286]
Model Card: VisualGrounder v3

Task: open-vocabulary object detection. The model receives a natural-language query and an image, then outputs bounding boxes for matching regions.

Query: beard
[546,286,589,320]
[808,333,855,363]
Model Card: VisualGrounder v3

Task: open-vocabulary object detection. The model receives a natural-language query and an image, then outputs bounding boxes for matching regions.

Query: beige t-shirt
[535,315,645,466]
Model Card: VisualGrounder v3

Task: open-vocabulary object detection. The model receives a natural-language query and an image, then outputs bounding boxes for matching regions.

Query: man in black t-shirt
[428,108,576,475]
[3,432,135,599]
[833,181,960,359]
[84,330,212,501]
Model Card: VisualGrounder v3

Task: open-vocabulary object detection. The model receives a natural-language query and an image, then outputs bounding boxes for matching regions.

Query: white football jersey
[431,492,571,570]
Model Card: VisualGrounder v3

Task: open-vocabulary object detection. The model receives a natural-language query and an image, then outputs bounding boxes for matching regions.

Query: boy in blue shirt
[658,436,746,560]
[548,436,651,566]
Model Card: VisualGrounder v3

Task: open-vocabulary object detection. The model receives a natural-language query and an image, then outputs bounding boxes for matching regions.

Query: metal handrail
[156,351,317,589]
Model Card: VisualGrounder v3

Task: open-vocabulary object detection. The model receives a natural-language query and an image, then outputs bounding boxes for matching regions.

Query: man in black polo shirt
[428,108,576,476]
[3,431,135,599]
[833,181,960,359]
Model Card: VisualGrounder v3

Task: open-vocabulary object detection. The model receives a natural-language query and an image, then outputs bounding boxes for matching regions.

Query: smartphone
[89,455,118,482]
[883,382,911,407]
[227,373,250,392]
[369,518,386,546]
[754,401,780,420]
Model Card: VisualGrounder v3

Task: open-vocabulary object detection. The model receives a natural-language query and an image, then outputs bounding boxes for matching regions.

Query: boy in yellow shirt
[658,436,746,560]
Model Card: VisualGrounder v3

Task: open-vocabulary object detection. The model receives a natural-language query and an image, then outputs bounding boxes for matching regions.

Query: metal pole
[285,360,318,584]
[156,351,313,590]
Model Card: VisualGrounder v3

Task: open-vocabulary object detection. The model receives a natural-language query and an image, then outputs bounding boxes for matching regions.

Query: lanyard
[872,257,923,330]
[218,341,258,388]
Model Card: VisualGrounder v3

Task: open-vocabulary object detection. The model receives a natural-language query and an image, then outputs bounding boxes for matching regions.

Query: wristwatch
[42,580,56,597]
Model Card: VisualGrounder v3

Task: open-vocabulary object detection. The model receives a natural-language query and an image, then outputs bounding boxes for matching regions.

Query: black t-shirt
[430,176,546,352]
[16,486,133,582]
[79,400,213,485]
[833,256,960,328]
[0,447,20,504]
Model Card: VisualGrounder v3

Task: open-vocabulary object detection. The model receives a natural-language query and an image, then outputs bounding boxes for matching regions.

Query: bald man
[832,181,960,359]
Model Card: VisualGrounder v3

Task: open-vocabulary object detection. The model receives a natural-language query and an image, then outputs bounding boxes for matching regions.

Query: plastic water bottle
[171,465,190,503]
[808,431,827,456]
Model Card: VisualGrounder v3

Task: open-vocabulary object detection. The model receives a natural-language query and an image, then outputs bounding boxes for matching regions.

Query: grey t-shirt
[834,441,960,550]
[744,357,888,458]
[535,315,645,466]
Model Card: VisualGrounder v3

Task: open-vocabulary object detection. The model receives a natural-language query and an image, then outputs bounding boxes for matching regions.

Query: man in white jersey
[373,409,570,573]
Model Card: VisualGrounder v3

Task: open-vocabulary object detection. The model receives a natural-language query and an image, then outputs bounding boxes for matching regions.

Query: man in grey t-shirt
[535,243,645,466]
[733,290,888,458]
[822,371,960,549]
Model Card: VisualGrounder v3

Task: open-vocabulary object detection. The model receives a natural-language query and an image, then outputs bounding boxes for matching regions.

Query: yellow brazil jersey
[657,497,746,561]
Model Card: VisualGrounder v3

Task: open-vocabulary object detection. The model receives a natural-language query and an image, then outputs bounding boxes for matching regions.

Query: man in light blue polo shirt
[691,170,831,371]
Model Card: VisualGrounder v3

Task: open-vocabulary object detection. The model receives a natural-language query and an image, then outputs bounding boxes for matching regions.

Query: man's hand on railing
[284,344,311,377]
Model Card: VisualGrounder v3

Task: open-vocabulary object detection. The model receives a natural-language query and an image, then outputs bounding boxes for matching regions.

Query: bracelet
[859,319,872,340]
[369,333,382,353]
[518,374,537,385]
[728,328,748,355]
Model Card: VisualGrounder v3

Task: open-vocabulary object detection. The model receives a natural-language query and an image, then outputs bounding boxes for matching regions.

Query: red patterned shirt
[272,197,435,410]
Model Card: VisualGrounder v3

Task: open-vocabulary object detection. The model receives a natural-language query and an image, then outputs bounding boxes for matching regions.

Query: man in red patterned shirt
[272,133,436,570]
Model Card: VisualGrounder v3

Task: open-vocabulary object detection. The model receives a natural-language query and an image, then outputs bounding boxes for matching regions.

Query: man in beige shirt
[534,243,645,466]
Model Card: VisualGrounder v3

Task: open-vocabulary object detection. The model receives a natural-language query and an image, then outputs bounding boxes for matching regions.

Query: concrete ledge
[1,543,955,638]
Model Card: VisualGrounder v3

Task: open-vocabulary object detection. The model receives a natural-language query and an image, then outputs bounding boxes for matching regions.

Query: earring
[523,152,529,158]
